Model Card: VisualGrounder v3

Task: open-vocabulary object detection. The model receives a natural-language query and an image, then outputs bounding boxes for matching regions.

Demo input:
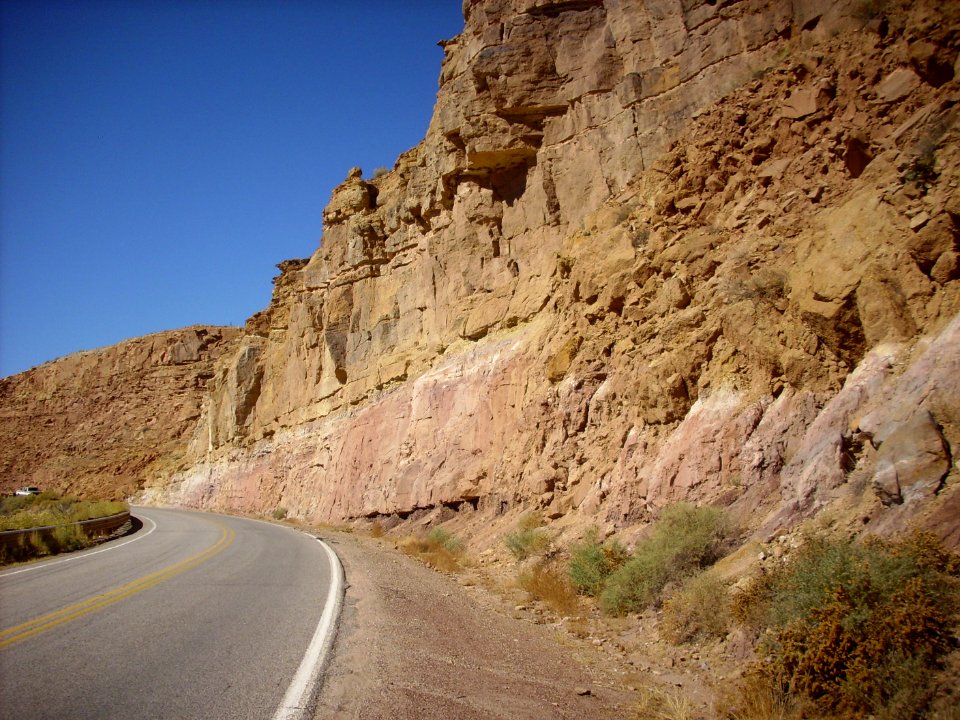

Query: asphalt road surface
[0,507,338,720]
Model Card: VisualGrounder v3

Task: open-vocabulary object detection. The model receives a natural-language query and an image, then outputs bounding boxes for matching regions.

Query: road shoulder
[312,532,631,719]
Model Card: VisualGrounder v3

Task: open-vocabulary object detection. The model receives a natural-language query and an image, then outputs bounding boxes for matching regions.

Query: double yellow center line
[0,522,234,650]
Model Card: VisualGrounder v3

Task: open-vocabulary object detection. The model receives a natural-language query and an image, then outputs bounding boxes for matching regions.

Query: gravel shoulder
[312,532,633,719]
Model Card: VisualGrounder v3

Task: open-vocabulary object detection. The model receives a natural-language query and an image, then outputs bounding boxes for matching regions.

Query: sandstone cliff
[3,0,958,549]
[0,327,240,500]
[141,0,960,547]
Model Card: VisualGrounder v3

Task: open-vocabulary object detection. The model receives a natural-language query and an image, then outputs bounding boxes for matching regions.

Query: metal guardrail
[0,510,132,551]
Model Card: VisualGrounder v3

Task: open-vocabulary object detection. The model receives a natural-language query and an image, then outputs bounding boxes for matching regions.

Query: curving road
[0,507,340,720]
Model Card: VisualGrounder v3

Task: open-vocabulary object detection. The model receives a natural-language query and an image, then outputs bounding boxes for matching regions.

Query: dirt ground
[311,532,636,719]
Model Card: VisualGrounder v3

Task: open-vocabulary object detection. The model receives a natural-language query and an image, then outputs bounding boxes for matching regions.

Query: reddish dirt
[311,532,634,719]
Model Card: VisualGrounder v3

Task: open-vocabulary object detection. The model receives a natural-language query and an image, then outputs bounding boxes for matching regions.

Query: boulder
[872,411,950,505]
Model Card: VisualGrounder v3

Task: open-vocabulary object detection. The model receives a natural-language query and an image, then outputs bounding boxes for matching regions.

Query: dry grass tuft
[517,563,580,615]
[634,683,697,720]
[369,521,385,538]
[398,527,465,572]
[661,571,731,644]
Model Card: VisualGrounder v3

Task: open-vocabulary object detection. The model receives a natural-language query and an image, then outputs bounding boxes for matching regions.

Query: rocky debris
[876,66,922,102]
[871,410,950,505]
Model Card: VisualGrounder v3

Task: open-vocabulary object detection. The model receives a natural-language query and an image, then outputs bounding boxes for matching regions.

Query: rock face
[7,1,960,547]
[139,0,960,547]
[0,327,240,499]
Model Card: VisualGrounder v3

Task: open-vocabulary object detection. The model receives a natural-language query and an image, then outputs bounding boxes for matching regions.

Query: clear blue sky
[0,1,464,378]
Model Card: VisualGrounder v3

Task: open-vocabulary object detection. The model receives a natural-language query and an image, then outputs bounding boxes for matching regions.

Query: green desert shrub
[730,531,960,719]
[568,527,628,596]
[425,526,464,555]
[504,511,549,560]
[600,503,731,615]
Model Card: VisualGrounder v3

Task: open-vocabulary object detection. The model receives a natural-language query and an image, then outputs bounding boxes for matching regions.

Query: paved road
[0,507,337,720]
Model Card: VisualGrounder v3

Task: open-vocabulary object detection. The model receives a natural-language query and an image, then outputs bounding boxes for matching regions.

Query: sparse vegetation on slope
[727,532,960,719]
[600,503,733,616]
[399,526,465,572]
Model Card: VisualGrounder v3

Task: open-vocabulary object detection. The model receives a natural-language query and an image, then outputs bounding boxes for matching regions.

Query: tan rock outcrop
[137,0,960,550]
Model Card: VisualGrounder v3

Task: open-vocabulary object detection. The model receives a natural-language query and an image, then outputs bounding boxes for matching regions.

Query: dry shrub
[398,527,465,572]
[661,571,730,644]
[731,531,960,719]
[564,617,591,639]
[634,683,696,720]
[714,671,806,720]
[517,563,579,615]
[722,268,786,306]
[518,511,545,531]
[926,647,960,719]
[369,521,385,538]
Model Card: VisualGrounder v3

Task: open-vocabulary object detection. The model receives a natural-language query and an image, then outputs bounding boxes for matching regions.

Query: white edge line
[272,537,345,720]
[0,514,158,579]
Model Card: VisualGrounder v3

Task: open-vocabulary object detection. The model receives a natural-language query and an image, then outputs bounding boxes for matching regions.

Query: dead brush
[398,527,464,572]
[661,571,731,644]
[634,683,696,720]
[713,671,806,720]
[516,562,580,616]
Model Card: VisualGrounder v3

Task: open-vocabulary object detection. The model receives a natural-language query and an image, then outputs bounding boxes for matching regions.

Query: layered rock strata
[3,0,958,548]
[145,0,960,545]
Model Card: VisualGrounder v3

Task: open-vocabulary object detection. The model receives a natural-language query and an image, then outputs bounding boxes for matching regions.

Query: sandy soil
[311,532,634,719]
